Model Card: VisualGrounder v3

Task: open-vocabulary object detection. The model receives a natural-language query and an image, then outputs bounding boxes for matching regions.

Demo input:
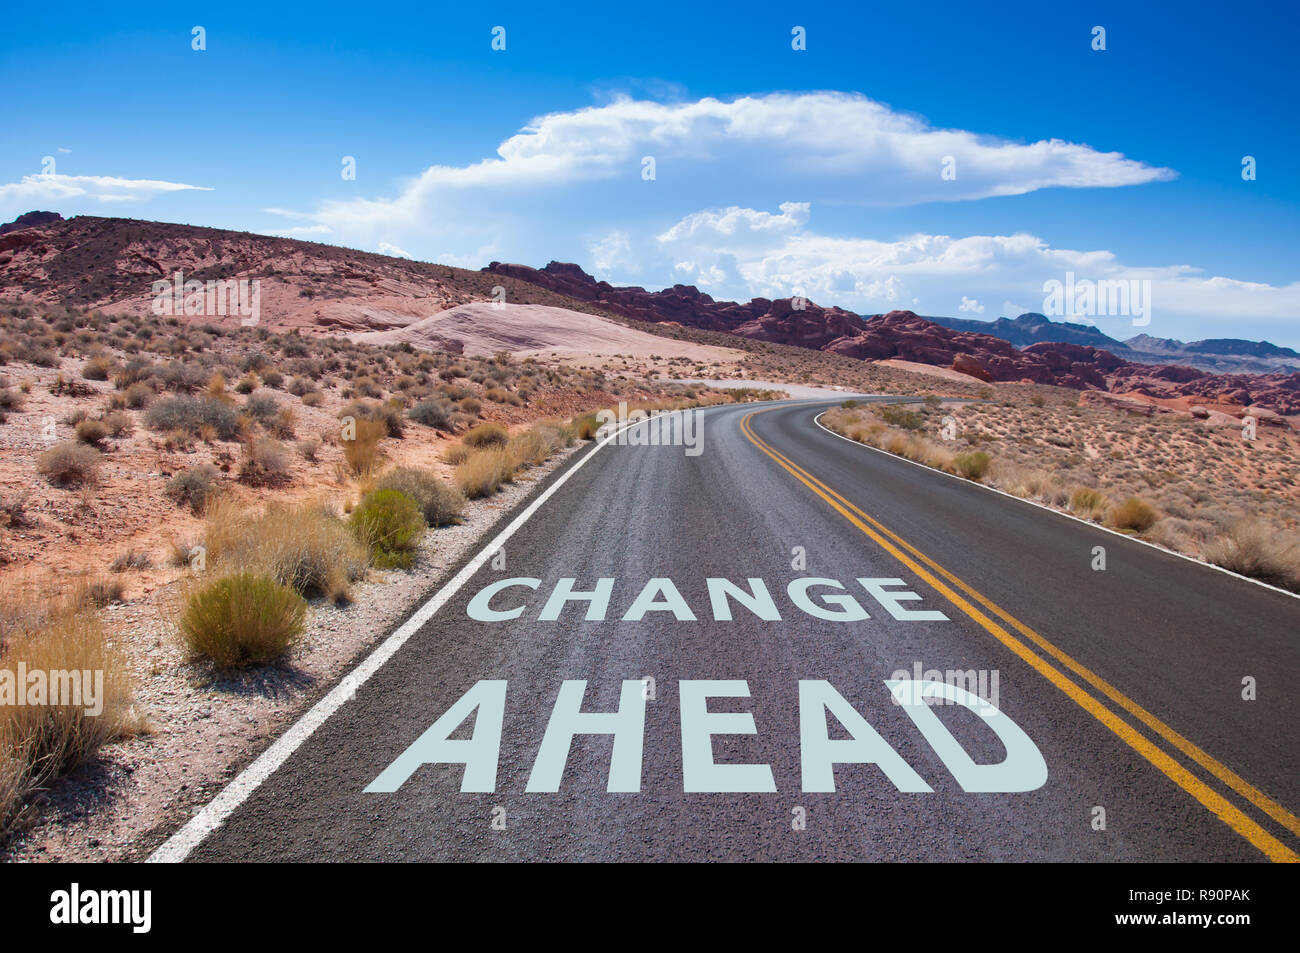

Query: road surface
[161,398,1300,862]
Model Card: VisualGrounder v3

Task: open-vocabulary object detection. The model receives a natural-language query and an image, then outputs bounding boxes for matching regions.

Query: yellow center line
[740,408,1299,863]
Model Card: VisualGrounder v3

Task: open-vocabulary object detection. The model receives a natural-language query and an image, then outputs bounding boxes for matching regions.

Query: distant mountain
[929,312,1299,375]
[928,312,1125,350]
[1123,333,1300,373]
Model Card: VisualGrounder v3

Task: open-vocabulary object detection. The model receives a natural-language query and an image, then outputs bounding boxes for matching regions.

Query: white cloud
[0,173,211,210]
[278,91,1173,248]
[959,296,985,313]
[377,241,411,258]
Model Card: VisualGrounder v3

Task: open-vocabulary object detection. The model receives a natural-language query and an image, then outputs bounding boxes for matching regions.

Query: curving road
[160,398,1300,862]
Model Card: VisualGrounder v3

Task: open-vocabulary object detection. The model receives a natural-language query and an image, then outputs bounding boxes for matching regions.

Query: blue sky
[3,0,1298,345]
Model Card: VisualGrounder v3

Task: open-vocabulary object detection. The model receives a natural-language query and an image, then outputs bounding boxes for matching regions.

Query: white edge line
[147,409,685,863]
[811,409,1300,601]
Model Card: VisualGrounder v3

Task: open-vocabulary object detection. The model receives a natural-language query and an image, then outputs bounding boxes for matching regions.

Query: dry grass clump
[1,592,137,836]
[1069,487,1108,521]
[201,499,367,603]
[178,571,306,668]
[36,441,101,486]
[165,464,221,514]
[374,467,466,527]
[573,412,601,440]
[454,448,514,499]
[238,435,292,487]
[1203,521,1300,591]
[953,451,991,482]
[1107,496,1159,533]
[341,416,387,478]
[463,422,508,449]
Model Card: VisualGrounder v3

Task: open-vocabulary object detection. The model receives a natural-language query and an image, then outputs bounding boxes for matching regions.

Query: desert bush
[462,422,508,449]
[110,549,152,572]
[573,413,601,440]
[36,441,101,486]
[376,467,466,527]
[1069,487,1108,520]
[244,392,280,424]
[74,418,111,446]
[1107,496,1158,533]
[81,356,113,380]
[348,489,425,569]
[101,411,132,437]
[144,395,239,440]
[202,500,366,601]
[122,381,153,409]
[0,601,136,835]
[953,451,991,482]
[454,448,513,499]
[1203,521,1300,590]
[341,416,387,477]
[179,571,306,668]
[442,443,472,466]
[238,436,292,487]
[877,403,925,431]
[166,464,221,514]
[408,400,453,431]
[301,391,324,408]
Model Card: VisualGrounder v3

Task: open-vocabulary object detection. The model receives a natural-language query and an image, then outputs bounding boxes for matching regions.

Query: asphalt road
[170,398,1300,862]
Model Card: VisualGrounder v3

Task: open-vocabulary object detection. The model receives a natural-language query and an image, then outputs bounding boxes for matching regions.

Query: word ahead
[467,576,949,623]
[365,679,1047,795]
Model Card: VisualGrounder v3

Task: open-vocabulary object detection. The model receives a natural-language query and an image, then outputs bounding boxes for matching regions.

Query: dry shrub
[202,499,367,603]
[1203,521,1300,590]
[1,594,137,836]
[74,418,111,446]
[573,413,601,440]
[375,467,465,527]
[238,436,292,487]
[953,451,991,482]
[454,448,514,499]
[37,441,101,487]
[342,417,386,477]
[1069,487,1108,520]
[165,464,221,514]
[463,422,508,449]
[179,571,306,668]
[442,443,472,466]
[1107,496,1159,533]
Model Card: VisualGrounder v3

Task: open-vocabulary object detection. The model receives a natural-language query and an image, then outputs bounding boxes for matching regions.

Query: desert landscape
[0,211,1297,862]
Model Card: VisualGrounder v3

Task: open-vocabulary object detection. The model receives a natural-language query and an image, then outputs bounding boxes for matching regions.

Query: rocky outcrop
[0,210,62,237]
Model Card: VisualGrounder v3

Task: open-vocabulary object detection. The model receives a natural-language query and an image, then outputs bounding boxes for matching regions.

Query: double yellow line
[740,408,1299,862]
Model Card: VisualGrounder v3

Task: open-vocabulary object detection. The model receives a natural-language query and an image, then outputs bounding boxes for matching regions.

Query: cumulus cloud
[274,91,1173,248]
[959,296,985,313]
[0,172,211,211]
